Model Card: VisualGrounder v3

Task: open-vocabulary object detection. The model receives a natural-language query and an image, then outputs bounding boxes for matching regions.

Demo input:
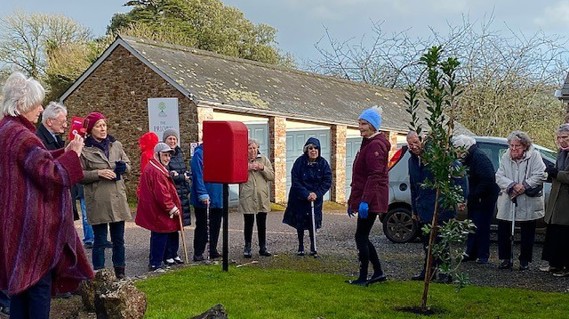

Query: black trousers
[243,212,268,249]
[497,219,536,262]
[354,213,382,279]
[193,206,223,256]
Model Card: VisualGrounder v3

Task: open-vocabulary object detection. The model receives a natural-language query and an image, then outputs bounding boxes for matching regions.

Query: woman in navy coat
[283,137,332,257]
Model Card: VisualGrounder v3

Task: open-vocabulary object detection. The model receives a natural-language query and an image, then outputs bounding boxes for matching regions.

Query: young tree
[406,46,474,312]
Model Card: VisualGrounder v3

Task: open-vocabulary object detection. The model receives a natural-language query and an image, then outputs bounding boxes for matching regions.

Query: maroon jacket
[0,116,94,295]
[348,133,390,214]
[135,158,182,233]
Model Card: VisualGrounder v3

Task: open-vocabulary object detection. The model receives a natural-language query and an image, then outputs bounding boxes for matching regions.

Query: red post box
[203,121,248,183]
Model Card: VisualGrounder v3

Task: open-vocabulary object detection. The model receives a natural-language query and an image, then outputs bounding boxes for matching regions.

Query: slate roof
[62,35,473,134]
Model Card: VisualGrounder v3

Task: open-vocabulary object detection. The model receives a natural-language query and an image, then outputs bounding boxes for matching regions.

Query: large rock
[190,304,228,319]
[79,268,147,319]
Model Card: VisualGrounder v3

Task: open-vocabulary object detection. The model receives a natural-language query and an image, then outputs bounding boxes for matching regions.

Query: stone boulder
[189,304,228,319]
[79,268,147,319]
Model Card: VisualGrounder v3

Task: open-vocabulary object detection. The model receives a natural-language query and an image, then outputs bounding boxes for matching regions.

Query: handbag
[523,162,543,197]
[525,184,543,197]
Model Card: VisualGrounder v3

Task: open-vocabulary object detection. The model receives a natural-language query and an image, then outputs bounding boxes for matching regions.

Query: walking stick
[311,201,317,253]
[178,213,189,264]
[510,196,517,271]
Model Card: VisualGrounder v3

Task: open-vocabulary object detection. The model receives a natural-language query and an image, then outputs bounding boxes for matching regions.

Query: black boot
[257,213,271,256]
[244,242,252,258]
[114,266,126,280]
[347,261,368,286]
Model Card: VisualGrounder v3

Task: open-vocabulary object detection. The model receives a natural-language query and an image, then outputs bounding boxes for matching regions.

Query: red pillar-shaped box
[203,121,248,183]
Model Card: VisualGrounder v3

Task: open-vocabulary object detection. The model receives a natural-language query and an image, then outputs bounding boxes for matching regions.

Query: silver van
[382,136,557,243]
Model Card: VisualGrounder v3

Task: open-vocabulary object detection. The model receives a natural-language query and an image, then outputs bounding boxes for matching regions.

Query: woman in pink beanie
[80,111,131,279]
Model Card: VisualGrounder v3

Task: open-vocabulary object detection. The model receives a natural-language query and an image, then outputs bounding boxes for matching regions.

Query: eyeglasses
[307,146,317,150]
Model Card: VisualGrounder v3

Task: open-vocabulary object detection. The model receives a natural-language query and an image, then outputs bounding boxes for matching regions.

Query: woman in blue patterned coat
[283,137,332,257]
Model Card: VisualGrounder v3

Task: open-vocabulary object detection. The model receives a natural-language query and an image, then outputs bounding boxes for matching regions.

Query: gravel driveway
[77,210,568,293]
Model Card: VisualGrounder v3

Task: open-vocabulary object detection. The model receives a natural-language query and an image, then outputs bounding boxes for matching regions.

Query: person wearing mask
[407,130,466,282]
[190,143,223,261]
[0,72,93,318]
[81,111,131,279]
[239,139,275,258]
[135,142,182,272]
[452,135,500,264]
[541,124,569,276]
[345,107,389,285]
[163,129,191,265]
[283,137,332,258]
[495,131,545,271]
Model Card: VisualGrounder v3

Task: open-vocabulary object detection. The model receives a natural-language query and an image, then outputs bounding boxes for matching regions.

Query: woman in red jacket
[346,106,390,286]
[135,142,182,272]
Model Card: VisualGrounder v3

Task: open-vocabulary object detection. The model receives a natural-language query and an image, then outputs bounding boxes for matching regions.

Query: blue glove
[347,207,355,218]
[358,202,369,219]
[114,161,127,180]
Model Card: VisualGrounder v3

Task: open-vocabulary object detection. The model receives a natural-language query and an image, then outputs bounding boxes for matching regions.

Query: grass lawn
[135,264,569,319]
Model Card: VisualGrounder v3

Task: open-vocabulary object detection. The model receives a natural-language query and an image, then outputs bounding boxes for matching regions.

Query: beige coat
[545,150,569,226]
[495,147,546,221]
[81,140,132,225]
[238,155,274,214]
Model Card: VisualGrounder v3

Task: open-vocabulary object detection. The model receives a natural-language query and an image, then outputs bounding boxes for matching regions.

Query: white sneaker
[173,256,184,264]
[165,258,175,265]
[153,268,166,273]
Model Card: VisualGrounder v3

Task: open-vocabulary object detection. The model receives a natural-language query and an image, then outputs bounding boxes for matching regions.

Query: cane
[310,201,317,253]
[510,196,517,271]
[178,213,189,264]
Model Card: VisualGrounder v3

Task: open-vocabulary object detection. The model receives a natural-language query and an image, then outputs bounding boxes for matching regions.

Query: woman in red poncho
[135,142,182,272]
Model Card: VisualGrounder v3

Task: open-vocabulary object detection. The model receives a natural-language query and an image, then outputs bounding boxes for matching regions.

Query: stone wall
[330,125,347,203]
[63,46,198,199]
[269,116,287,203]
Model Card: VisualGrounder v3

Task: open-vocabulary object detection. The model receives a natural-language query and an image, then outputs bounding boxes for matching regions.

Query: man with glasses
[36,102,97,251]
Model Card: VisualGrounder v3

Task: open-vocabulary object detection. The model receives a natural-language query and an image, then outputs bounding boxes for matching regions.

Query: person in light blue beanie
[346,105,389,286]
[358,106,382,131]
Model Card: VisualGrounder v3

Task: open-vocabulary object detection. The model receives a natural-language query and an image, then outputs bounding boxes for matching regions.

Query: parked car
[381,136,557,243]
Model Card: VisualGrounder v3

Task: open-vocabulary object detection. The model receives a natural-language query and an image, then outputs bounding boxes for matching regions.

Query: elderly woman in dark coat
[162,129,191,265]
[346,106,389,286]
[453,135,500,264]
[542,124,569,276]
[0,72,93,318]
[283,137,332,257]
[495,131,545,271]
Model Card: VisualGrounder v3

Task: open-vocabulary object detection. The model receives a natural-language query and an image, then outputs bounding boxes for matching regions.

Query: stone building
[59,35,465,204]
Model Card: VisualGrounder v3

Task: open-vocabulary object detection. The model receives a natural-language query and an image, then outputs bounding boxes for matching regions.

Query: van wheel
[382,207,418,243]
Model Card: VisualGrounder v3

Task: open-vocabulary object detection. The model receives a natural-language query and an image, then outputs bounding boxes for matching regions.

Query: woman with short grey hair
[238,138,275,258]
[495,130,546,270]
[541,123,569,276]
[0,72,93,317]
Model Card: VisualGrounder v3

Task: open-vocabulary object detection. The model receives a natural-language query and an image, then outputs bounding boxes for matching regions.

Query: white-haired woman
[239,139,275,258]
[452,135,500,264]
[495,131,545,270]
[0,72,93,318]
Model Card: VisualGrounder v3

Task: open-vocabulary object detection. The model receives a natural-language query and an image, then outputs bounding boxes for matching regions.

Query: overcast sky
[2,0,569,67]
